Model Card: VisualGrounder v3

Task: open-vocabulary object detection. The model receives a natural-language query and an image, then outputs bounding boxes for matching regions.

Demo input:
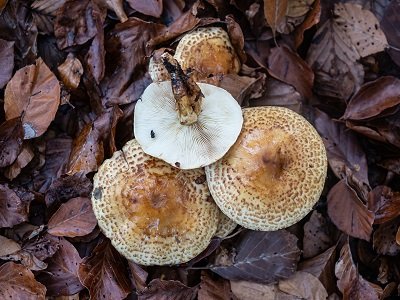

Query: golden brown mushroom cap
[205,107,327,231]
[92,139,219,265]
[174,27,241,83]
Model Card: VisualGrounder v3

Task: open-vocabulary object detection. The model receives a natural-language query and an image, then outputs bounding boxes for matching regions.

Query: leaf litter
[0,0,400,299]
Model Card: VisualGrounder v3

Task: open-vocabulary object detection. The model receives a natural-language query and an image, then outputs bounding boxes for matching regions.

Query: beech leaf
[210,230,301,283]
[230,281,283,300]
[368,186,400,224]
[0,118,24,168]
[263,0,288,36]
[0,39,14,88]
[4,57,61,139]
[138,279,197,300]
[327,180,374,241]
[4,143,35,180]
[0,262,46,299]
[278,271,328,299]
[78,238,131,300]
[373,218,400,256]
[126,0,163,18]
[47,197,97,237]
[0,235,21,256]
[198,271,232,300]
[381,0,400,67]
[0,184,30,228]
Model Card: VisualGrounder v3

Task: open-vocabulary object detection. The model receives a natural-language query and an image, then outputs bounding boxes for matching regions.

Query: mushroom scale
[205,106,327,231]
[92,139,219,265]
[134,81,243,169]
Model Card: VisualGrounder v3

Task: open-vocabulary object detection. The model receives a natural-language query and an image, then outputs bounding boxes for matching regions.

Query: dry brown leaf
[334,3,388,58]
[31,0,66,16]
[99,0,127,23]
[47,197,97,237]
[0,118,24,168]
[278,271,328,299]
[293,0,320,48]
[0,235,21,256]
[263,0,288,36]
[138,279,198,300]
[0,39,14,89]
[0,0,8,14]
[198,271,232,300]
[0,184,30,228]
[128,261,148,292]
[287,0,315,18]
[57,53,83,90]
[127,0,163,18]
[373,218,400,256]
[4,58,61,139]
[230,281,285,300]
[380,0,400,66]
[0,262,47,299]
[368,186,400,224]
[4,143,35,180]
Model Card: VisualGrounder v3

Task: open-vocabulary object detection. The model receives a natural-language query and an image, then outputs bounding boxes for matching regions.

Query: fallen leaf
[368,186,400,224]
[294,0,321,48]
[303,211,335,258]
[373,217,400,256]
[198,271,232,300]
[31,0,67,35]
[0,39,14,88]
[211,230,301,283]
[335,240,383,299]
[334,3,388,58]
[0,184,30,228]
[263,0,288,36]
[0,262,46,299]
[327,180,374,241]
[218,74,263,106]
[58,53,83,90]
[4,143,35,180]
[48,197,97,237]
[225,15,246,63]
[78,238,131,300]
[138,279,197,300]
[126,0,163,18]
[380,0,400,67]
[0,118,24,168]
[268,45,314,100]
[99,0,127,23]
[278,271,328,299]
[230,281,294,300]
[0,235,21,256]
[0,0,8,14]
[4,58,61,139]
[343,76,400,121]
[128,261,148,292]
[287,0,315,18]
[36,238,83,296]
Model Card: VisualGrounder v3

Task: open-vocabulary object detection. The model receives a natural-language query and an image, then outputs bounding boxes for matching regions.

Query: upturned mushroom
[205,106,327,231]
[134,53,243,169]
[91,139,220,265]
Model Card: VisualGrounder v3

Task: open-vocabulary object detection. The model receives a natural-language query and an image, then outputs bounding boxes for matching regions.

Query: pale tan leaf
[334,3,388,57]
[31,0,66,15]
[99,0,128,23]
[57,53,83,90]
[287,0,315,18]
[231,281,297,300]
[263,0,288,36]
[278,271,328,299]
[0,235,21,256]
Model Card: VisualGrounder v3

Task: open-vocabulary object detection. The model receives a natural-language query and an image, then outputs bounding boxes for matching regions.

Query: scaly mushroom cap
[134,81,243,169]
[174,27,241,83]
[92,139,219,265]
[215,212,237,238]
[205,107,327,231]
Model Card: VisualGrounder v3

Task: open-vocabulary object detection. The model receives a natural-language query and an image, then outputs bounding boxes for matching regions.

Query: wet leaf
[0,39,14,88]
[0,184,30,228]
[0,118,24,168]
[58,53,84,90]
[335,240,382,299]
[278,271,328,299]
[78,238,131,300]
[263,0,288,36]
[4,58,61,139]
[303,211,335,258]
[36,238,83,296]
[48,197,97,237]
[334,3,388,58]
[210,230,301,283]
[4,143,35,180]
[327,180,374,241]
[138,279,197,300]
[343,76,400,121]
[31,0,67,35]
[368,186,400,224]
[373,217,400,256]
[198,271,232,300]
[0,235,21,256]
[268,45,314,100]
[127,0,163,18]
[0,262,46,299]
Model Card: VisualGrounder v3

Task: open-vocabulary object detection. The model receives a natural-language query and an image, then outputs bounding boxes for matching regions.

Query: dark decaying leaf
[210,230,301,283]
[327,180,374,241]
[4,58,61,139]
[97,0,127,23]
[268,45,314,100]
[4,143,35,180]
[54,0,104,49]
[278,271,328,299]
[47,197,97,237]
[78,238,131,300]
[138,279,197,300]
[225,15,246,63]
[381,0,400,67]
[0,39,14,88]
[0,262,46,299]
[0,184,30,228]
[368,186,400,224]
[335,240,383,299]
[100,18,164,106]
[0,118,24,168]
[58,53,84,90]
[198,271,233,300]
[128,261,148,292]
[343,76,400,121]
[263,0,288,36]
[303,211,336,258]
[36,238,83,296]
[30,0,67,35]
[126,0,163,18]
[373,217,400,256]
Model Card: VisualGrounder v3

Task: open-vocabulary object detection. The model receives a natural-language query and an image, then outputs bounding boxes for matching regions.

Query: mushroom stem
[161,53,203,125]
